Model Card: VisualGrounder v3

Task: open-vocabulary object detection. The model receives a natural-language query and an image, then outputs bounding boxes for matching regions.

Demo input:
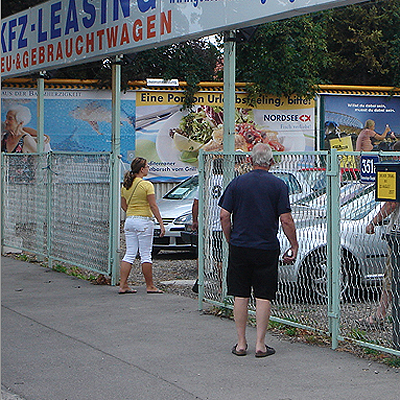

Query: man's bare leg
[255,298,272,353]
[234,297,249,351]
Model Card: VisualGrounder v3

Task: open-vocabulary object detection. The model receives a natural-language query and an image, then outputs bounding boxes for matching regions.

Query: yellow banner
[136,90,314,110]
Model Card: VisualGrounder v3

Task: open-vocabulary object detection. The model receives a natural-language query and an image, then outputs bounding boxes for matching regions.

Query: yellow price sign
[377,171,397,200]
[329,136,357,168]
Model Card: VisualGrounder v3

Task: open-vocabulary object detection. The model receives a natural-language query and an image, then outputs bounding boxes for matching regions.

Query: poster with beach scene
[1,88,136,164]
[322,94,400,150]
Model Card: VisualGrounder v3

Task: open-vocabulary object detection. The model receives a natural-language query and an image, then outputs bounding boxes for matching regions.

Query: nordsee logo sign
[263,114,311,122]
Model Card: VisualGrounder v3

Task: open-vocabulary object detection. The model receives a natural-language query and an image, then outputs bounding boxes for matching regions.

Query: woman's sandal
[357,316,384,328]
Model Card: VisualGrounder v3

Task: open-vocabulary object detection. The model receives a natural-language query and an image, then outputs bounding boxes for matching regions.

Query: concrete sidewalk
[1,256,399,400]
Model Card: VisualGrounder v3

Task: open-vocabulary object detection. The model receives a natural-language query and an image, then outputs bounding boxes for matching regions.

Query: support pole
[223,30,236,155]
[327,148,341,349]
[221,31,236,302]
[36,75,45,261]
[36,75,45,153]
[1,152,4,254]
[110,57,122,286]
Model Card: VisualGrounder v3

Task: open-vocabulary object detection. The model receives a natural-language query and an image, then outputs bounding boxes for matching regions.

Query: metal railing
[2,148,399,356]
[1,152,112,275]
[198,150,400,357]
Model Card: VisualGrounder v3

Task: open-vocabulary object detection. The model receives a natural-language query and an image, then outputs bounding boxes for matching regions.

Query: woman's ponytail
[123,157,147,189]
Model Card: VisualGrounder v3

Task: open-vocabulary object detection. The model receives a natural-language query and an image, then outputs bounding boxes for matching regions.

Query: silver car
[278,184,389,303]
[153,175,199,253]
[154,169,326,253]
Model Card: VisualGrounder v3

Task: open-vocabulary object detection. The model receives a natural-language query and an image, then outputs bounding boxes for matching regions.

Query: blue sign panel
[360,155,379,183]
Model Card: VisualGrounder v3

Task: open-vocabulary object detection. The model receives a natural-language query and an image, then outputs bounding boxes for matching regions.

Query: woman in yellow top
[119,157,165,294]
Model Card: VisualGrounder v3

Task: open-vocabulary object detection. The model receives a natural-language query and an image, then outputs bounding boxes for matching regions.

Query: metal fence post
[36,77,46,261]
[221,153,234,303]
[198,150,205,311]
[110,58,122,286]
[326,148,341,349]
[1,153,4,254]
[46,153,53,268]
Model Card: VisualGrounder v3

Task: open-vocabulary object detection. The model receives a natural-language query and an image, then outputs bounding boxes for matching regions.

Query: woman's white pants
[122,216,154,264]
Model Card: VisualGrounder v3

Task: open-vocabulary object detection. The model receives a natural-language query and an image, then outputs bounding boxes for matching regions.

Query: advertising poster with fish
[1,88,135,163]
[136,89,315,181]
[322,94,400,150]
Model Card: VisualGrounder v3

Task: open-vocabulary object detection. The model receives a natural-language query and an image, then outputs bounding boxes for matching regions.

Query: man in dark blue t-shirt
[219,143,298,358]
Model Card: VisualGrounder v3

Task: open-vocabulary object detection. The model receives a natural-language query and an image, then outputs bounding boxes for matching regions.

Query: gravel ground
[126,249,198,299]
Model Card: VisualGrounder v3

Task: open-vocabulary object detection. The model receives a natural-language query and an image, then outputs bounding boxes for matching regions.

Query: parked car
[182,182,388,303]
[154,169,327,253]
[153,175,199,253]
[278,183,388,303]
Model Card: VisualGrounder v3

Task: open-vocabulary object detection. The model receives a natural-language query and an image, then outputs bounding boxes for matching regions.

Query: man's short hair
[251,143,273,167]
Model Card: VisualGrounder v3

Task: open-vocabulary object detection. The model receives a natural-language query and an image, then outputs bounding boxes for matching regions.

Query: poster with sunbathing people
[322,94,400,151]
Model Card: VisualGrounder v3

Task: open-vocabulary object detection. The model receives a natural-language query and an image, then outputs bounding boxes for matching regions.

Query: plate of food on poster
[157,105,285,166]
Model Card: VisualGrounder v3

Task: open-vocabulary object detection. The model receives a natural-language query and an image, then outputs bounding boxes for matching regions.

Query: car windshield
[164,175,199,200]
[298,182,370,208]
[298,169,326,191]
[272,171,302,195]
[341,187,380,220]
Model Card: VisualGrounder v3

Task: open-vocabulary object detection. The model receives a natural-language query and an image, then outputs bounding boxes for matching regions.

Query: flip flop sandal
[232,343,248,356]
[255,345,276,358]
[118,289,137,294]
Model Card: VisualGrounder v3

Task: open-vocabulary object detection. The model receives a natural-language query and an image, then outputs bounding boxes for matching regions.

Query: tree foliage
[236,0,400,98]
[235,14,329,99]
[320,0,400,87]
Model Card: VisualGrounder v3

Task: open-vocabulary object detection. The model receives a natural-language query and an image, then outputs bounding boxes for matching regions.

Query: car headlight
[173,212,193,225]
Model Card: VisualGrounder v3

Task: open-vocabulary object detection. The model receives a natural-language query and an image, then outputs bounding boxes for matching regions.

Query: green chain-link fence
[1,152,111,274]
[198,150,400,357]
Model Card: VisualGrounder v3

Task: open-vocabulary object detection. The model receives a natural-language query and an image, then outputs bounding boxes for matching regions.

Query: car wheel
[298,247,358,304]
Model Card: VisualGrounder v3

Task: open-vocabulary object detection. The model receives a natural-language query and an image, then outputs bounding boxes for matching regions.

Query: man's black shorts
[227,244,279,301]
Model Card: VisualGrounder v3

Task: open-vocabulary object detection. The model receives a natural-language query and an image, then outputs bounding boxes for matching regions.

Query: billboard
[1,88,136,162]
[136,88,315,180]
[1,0,367,78]
[1,85,315,181]
[322,94,400,150]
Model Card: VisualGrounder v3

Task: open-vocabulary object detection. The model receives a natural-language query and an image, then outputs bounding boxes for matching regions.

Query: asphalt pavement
[1,255,399,400]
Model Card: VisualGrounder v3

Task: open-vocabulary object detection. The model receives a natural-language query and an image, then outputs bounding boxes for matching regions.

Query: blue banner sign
[1,0,367,78]
[360,154,379,183]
